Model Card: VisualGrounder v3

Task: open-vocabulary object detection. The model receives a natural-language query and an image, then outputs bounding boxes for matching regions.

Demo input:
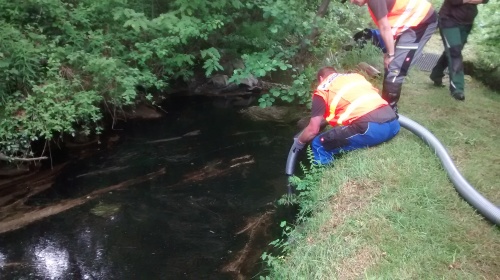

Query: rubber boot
[382,81,402,114]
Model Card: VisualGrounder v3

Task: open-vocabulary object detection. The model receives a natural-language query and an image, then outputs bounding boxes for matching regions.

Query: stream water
[0,96,298,279]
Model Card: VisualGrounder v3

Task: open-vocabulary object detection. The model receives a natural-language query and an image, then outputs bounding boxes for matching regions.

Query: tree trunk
[296,0,332,64]
[0,168,166,234]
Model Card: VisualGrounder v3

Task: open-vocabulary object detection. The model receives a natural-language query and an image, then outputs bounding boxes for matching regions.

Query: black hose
[285,114,500,225]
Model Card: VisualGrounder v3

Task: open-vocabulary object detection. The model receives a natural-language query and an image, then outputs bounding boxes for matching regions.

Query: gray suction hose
[285,132,303,194]
[285,115,500,224]
[285,143,301,193]
[286,120,329,180]
[398,114,500,225]
[285,142,300,177]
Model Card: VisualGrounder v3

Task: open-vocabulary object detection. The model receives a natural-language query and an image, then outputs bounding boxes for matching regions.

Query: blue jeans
[311,119,400,165]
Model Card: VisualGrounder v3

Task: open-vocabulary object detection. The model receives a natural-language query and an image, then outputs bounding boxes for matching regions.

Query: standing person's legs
[461,24,472,46]
[439,26,468,100]
[382,19,438,111]
[430,26,449,86]
[310,120,400,165]
[429,50,448,86]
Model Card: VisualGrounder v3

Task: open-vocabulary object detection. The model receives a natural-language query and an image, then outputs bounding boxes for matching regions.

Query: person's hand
[384,54,394,69]
[291,137,306,153]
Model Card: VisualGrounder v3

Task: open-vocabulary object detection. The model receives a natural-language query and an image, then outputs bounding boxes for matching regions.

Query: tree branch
[297,0,332,62]
[0,153,48,162]
[0,167,166,234]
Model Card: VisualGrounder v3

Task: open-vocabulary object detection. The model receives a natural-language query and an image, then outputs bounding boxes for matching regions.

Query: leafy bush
[0,0,367,159]
[474,3,500,68]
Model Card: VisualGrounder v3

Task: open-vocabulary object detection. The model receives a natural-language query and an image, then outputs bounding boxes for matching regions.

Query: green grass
[262,68,500,279]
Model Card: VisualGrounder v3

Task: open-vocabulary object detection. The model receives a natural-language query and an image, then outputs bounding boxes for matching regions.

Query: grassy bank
[261,63,500,278]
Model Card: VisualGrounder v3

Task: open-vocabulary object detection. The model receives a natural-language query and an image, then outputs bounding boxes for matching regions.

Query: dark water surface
[0,96,297,279]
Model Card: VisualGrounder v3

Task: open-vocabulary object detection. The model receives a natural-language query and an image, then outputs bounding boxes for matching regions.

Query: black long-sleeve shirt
[439,0,487,28]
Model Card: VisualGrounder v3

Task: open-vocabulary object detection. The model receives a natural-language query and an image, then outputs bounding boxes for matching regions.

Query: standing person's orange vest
[314,73,388,126]
[368,0,433,37]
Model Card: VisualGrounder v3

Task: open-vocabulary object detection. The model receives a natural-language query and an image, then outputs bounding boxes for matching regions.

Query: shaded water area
[0,96,298,279]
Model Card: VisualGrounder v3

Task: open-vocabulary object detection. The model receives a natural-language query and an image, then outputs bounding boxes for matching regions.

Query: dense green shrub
[466,2,500,91]
[0,0,367,160]
[475,2,500,66]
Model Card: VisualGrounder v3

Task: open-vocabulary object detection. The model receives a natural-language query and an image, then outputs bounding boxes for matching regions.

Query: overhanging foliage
[0,0,399,160]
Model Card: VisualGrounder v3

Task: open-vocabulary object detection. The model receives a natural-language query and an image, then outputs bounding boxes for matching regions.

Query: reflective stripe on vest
[336,93,381,125]
[369,0,432,37]
[325,80,371,122]
[317,74,387,126]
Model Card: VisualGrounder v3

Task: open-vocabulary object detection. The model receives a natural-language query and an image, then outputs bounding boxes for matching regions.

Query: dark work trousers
[383,19,438,109]
[310,119,400,165]
[430,24,473,94]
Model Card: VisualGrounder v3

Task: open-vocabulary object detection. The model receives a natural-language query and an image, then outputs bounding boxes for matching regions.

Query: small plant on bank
[260,220,294,276]
[261,147,326,276]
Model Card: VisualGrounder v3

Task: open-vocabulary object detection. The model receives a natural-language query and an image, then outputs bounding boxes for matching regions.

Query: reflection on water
[32,240,69,279]
[0,96,296,279]
[0,252,5,266]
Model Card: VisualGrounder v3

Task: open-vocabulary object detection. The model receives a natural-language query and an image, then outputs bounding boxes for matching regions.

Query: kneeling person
[294,66,400,165]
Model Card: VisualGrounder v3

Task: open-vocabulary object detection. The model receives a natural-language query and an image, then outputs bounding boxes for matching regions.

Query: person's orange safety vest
[368,0,433,37]
[313,73,388,126]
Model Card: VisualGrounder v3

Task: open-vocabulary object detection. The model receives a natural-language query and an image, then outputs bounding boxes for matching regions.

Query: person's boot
[382,81,402,114]
[430,76,445,88]
[451,91,465,101]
